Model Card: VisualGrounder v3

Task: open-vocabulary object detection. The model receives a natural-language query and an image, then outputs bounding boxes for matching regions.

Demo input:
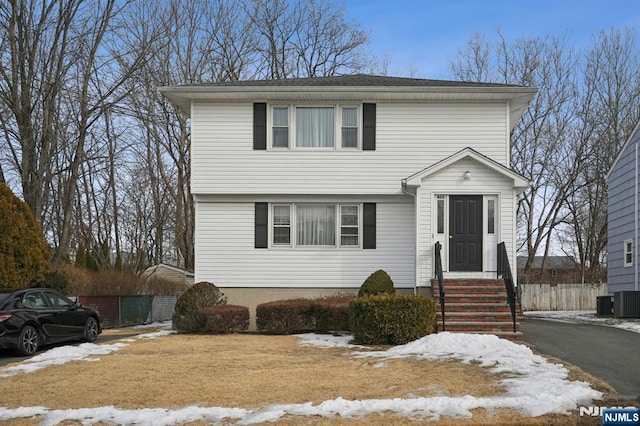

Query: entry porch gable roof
[403,147,530,191]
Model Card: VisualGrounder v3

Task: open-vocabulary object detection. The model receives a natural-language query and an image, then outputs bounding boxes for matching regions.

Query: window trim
[268,103,361,150]
[624,239,633,267]
[269,203,362,249]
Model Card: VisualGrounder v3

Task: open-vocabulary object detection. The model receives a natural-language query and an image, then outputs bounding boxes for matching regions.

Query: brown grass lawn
[0,326,632,425]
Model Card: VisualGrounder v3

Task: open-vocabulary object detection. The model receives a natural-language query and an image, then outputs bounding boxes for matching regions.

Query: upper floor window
[270,104,359,149]
[272,107,289,148]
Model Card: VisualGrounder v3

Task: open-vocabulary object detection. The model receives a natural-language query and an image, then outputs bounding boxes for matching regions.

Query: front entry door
[449,195,483,272]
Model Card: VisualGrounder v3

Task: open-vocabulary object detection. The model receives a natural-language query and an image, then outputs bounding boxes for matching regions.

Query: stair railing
[434,242,445,332]
[497,242,517,332]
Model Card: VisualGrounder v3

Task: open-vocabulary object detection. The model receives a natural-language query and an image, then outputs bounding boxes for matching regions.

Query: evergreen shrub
[172,282,227,332]
[349,294,437,345]
[358,269,395,297]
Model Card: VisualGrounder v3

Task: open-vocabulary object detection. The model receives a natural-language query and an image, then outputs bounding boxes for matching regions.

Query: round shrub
[172,282,227,332]
[349,294,437,345]
[358,269,395,297]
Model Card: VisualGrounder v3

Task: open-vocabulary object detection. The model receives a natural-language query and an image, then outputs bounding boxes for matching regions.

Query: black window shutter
[255,202,268,248]
[253,103,267,150]
[362,103,376,151]
[363,203,376,249]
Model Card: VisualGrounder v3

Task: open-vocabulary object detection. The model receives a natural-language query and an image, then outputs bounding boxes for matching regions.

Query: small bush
[256,299,312,334]
[358,269,395,297]
[172,282,227,332]
[311,295,354,332]
[200,305,249,334]
[256,295,355,334]
[349,294,437,345]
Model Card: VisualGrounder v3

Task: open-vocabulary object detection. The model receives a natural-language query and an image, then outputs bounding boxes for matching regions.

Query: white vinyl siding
[194,199,415,289]
[190,102,508,195]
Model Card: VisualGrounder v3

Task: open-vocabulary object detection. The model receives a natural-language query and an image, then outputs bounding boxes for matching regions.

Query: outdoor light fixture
[464,171,471,180]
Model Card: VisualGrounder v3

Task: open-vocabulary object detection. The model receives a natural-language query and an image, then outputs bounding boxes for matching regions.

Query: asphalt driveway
[521,318,640,402]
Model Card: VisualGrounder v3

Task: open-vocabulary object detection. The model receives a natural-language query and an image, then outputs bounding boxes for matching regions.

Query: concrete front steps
[432,279,522,340]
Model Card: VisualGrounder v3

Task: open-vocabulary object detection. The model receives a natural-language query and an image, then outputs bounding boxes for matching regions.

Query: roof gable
[403,147,530,190]
[606,119,640,181]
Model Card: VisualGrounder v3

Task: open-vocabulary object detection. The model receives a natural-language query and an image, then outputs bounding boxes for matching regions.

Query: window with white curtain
[341,107,358,148]
[272,107,289,148]
[296,107,334,148]
[270,104,359,149]
[270,203,360,248]
[297,204,336,245]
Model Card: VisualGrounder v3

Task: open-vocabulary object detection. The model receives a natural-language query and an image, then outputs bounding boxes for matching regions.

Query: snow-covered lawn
[0,323,604,425]
[524,310,640,334]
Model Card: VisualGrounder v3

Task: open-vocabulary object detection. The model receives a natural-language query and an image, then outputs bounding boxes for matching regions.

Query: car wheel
[83,317,99,342]
[17,325,39,356]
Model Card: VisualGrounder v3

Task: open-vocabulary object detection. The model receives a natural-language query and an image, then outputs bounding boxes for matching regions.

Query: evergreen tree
[0,184,51,288]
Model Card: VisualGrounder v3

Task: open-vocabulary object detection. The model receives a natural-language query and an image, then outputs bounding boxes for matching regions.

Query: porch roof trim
[403,147,530,190]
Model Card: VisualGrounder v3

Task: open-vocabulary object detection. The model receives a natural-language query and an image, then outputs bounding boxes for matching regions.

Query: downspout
[633,141,640,291]
[401,178,418,296]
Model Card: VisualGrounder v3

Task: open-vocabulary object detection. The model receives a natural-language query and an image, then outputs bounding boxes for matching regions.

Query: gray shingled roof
[185,74,524,89]
[517,256,579,270]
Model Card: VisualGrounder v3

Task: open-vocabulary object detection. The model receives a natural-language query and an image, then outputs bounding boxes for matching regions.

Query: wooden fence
[519,282,609,311]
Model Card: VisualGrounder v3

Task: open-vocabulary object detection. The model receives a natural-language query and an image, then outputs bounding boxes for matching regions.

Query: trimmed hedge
[358,269,395,297]
[256,295,354,334]
[172,282,227,332]
[200,305,249,334]
[349,294,437,345]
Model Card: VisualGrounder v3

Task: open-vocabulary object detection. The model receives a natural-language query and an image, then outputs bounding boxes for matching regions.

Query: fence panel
[78,296,120,328]
[120,296,153,326]
[520,283,609,311]
[151,296,178,322]
[78,295,176,328]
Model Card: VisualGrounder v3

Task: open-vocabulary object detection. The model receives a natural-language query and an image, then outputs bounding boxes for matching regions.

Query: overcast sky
[343,0,640,78]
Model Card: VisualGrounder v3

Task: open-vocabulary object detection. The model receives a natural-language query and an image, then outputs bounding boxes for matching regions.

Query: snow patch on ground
[0,324,605,424]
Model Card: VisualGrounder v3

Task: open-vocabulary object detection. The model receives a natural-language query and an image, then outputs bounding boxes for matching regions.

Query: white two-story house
[160,75,535,329]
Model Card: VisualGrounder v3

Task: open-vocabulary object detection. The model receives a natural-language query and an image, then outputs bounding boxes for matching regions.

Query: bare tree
[561,28,640,281]
[247,0,369,79]
[451,31,581,275]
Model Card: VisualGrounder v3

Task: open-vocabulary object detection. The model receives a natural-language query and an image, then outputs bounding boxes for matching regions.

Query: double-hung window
[270,105,359,149]
[272,205,291,245]
[624,239,633,267]
[272,107,289,148]
[271,203,360,248]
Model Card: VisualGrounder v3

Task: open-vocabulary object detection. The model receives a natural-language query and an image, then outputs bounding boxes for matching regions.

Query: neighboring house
[517,256,581,284]
[159,75,535,329]
[142,263,194,288]
[607,121,640,295]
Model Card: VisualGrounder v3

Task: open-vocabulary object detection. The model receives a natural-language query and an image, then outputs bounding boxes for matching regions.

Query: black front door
[449,195,483,272]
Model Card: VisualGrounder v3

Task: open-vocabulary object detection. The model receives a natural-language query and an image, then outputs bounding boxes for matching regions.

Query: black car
[0,288,102,356]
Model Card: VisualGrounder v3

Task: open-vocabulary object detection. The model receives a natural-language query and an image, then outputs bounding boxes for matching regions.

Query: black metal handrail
[434,242,445,332]
[497,242,517,332]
